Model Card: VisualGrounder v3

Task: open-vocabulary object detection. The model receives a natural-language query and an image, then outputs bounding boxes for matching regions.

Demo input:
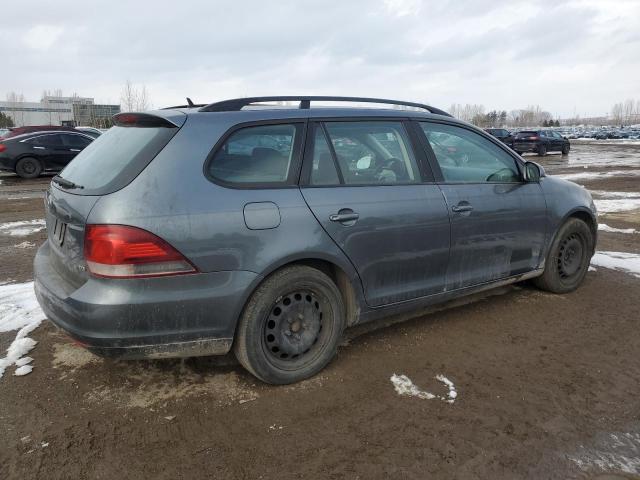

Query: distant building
[0,95,120,127]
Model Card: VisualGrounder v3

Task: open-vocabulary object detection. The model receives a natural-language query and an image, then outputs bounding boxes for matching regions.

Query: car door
[32,133,70,169]
[416,121,547,290]
[552,131,565,151]
[300,120,451,307]
[24,134,67,168]
[61,134,92,164]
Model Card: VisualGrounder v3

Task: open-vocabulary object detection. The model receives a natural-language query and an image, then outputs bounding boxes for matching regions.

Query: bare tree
[121,80,151,112]
[6,91,26,126]
[449,103,485,123]
[611,102,624,126]
[623,99,635,125]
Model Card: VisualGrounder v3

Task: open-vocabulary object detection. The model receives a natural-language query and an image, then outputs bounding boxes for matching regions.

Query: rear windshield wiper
[52,175,84,190]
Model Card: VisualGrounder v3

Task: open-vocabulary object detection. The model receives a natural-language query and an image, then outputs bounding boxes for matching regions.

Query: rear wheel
[534,218,593,293]
[537,144,547,156]
[15,157,43,179]
[234,265,345,384]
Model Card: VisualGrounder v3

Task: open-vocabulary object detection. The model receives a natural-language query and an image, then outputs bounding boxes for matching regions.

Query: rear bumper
[34,240,258,359]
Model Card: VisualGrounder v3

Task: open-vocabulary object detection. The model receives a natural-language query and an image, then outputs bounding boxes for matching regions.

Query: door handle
[70,149,81,152]
[33,146,45,150]
[329,212,360,223]
[451,204,474,213]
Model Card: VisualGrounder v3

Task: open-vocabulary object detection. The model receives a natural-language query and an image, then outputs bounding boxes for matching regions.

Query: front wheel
[533,218,594,294]
[562,144,570,155]
[234,265,345,384]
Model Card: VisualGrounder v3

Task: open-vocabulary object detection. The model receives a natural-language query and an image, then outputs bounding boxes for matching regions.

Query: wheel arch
[235,253,365,337]
[549,207,598,258]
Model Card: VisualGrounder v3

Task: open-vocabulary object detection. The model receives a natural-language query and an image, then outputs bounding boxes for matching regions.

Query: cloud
[383,0,422,17]
[1,0,638,118]
[22,25,64,51]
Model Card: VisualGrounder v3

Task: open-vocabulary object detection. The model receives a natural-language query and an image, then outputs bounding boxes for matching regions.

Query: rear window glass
[515,131,538,138]
[59,125,177,194]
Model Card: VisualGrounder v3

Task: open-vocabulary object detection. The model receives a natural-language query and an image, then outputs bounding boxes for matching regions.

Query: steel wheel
[556,233,585,280]
[234,265,345,384]
[262,289,330,370]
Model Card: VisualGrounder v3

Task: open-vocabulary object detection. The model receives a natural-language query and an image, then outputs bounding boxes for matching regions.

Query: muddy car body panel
[34,97,597,373]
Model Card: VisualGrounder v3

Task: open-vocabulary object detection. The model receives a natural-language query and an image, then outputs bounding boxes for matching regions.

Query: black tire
[562,144,570,155]
[234,265,345,384]
[533,218,594,294]
[15,157,43,179]
[537,144,547,156]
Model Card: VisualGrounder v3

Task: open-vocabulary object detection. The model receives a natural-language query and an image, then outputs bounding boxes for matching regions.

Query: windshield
[59,125,177,195]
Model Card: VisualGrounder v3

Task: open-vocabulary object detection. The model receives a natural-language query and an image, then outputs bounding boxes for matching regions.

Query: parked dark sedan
[0,131,94,178]
[0,125,79,140]
[484,128,514,147]
[513,130,570,156]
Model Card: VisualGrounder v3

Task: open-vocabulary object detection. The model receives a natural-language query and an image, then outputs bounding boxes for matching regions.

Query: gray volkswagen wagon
[34,96,597,384]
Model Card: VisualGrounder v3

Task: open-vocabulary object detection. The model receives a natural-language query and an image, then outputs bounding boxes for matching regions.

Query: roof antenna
[186,97,195,107]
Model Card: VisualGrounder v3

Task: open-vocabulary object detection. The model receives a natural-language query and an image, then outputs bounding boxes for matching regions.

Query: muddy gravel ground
[1,142,639,480]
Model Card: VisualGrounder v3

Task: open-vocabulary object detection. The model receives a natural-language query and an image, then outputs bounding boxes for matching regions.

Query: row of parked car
[565,128,640,140]
[0,125,104,178]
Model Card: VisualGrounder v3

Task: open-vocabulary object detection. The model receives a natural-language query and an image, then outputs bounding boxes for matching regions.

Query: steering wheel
[374,157,405,182]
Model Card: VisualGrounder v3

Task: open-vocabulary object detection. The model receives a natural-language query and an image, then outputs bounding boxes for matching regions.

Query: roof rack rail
[198,96,451,117]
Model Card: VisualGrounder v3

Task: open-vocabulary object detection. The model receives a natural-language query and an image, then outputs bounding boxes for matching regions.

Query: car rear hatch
[43,111,185,288]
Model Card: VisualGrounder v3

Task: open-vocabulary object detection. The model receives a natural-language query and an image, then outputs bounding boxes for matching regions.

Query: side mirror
[523,161,545,182]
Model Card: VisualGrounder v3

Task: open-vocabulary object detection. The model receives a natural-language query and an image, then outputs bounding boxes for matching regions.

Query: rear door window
[309,127,340,186]
[208,123,302,185]
[420,122,521,183]
[321,121,421,185]
[62,134,92,148]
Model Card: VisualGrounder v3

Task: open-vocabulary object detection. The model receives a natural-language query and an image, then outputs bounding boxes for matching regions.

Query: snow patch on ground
[14,241,36,248]
[569,431,640,475]
[591,251,640,279]
[390,373,457,404]
[594,198,640,214]
[591,190,640,199]
[556,170,640,182]
[598,223,637,234]
[0,219,46,237]
[0,282,46,379]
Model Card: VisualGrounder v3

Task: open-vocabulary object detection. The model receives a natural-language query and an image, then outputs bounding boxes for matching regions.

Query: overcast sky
[2,0,638,118]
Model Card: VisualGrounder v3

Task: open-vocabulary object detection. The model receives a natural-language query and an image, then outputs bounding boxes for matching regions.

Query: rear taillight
[84,225,197,278]
[0,143,6,153]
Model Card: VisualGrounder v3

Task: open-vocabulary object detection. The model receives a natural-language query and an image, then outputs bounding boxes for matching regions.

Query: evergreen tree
[0,111,14,128]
